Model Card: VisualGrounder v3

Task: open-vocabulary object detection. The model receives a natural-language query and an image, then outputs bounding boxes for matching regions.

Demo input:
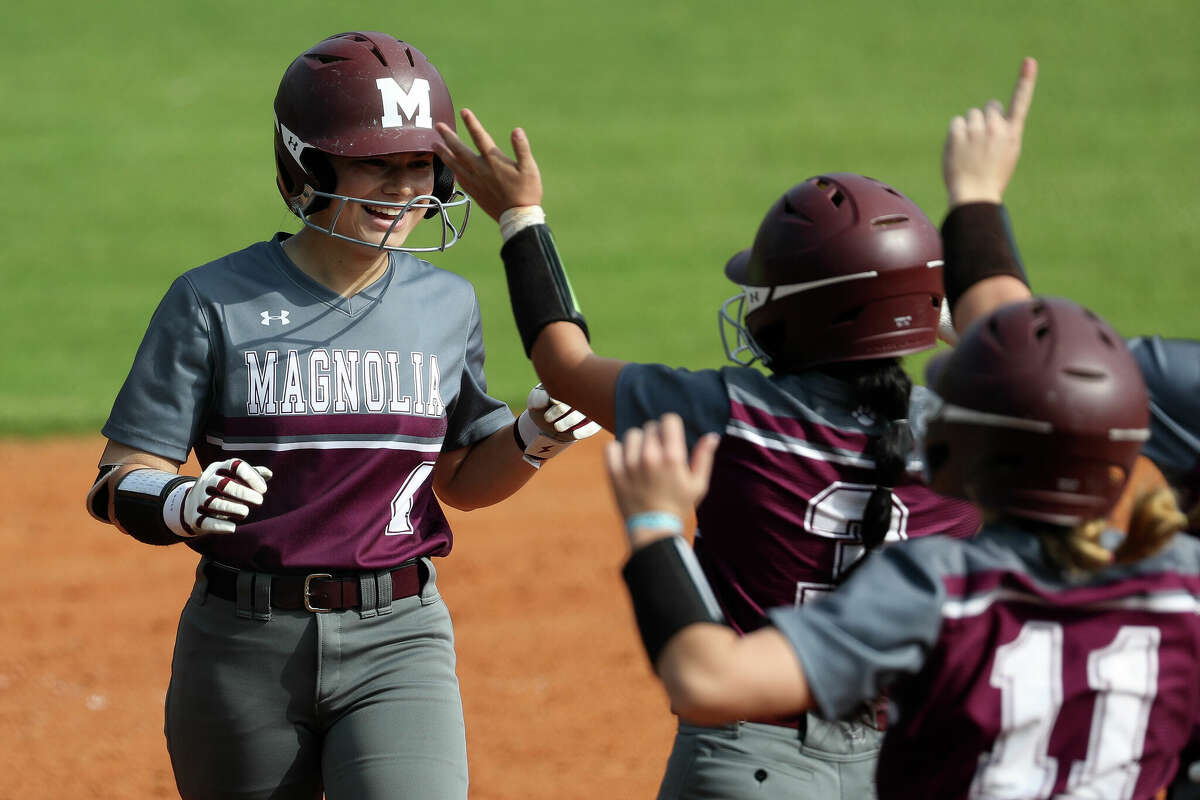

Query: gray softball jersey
[770,526,1200,799]
[615,364,979,634]
[1129,336,1200,505]
[103,234,513,572]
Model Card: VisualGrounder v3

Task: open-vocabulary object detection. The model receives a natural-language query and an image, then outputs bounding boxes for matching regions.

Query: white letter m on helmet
[377,78,432,129]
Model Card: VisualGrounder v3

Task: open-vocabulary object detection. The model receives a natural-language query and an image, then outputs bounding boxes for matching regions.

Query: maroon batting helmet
[924,297,1150,526]
[720,174,944,371]
[273,32,468,250]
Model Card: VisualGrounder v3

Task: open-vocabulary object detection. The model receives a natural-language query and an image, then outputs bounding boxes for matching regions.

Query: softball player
[435,117,980,797]
[938,58,1200,798]
[608,297,1199,800]
[939,58,1199,527]
[84,32,596,800]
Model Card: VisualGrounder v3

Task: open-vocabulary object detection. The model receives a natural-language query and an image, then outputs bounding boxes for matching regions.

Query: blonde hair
[1038,487,1188,574]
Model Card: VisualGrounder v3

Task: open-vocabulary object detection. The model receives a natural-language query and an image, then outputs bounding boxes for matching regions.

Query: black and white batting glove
[515,383,601,468]
[172,458,273,536]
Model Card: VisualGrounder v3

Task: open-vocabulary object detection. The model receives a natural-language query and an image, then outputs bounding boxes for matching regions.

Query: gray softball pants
[657,716,882,800]
[165,557,467,800]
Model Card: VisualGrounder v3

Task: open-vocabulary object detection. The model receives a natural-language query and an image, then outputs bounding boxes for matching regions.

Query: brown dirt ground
[0,434,678,799]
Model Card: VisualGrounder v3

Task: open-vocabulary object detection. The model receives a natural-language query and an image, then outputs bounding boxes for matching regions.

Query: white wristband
[499,205,546,243]
[163,480,197,537]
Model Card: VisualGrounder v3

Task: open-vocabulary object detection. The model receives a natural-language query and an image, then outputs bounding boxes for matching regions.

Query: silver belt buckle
[303,573,334,613]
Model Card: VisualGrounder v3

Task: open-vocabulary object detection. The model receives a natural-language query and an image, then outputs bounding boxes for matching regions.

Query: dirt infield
[0,435,676,799]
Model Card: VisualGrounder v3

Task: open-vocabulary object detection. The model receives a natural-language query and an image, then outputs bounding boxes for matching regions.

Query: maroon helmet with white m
[273,32,469,251]
[924,297,1150,526]
[720,173,944,371]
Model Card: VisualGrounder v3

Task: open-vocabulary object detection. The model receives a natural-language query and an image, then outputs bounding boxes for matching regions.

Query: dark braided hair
[824,358,914,551]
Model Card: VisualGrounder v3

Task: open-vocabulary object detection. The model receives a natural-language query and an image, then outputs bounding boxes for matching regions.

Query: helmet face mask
[273,32,470,252]
[719,289,765,366]
[285,174,471,253]
[719,174,944,371]
[924,297,1151,526]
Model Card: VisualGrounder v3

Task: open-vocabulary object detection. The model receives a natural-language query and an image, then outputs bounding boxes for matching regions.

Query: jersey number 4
[386,462,436,535]
[970,621,1160,800]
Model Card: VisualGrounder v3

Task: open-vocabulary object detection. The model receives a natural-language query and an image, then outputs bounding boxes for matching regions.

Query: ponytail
[1038,488,1187,574]
[830,359,913,551]
[1114,487,1188,563]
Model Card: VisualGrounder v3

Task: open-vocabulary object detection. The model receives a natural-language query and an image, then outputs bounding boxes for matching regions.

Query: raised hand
[943,57,1038,207]
[435,108,543,222]
[604,413,720,539]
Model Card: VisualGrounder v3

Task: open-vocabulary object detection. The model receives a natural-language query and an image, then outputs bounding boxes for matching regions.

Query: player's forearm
[531,323,623,431]
[432,426,537,510]
[951,275,1033,333]
[941,202,1031,331]
[658,625,814,725]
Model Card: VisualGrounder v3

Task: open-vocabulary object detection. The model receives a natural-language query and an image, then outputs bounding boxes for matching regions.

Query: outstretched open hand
[943,57,1038,207]
[435,109,543,222]
[605,414,720,530]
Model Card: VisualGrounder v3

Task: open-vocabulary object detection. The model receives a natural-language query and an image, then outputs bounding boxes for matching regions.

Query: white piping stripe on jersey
[727,381,834,429]
[1109,427,1151,442]
[937,403,1054,434]
[726,419,876,468]
[1149,399,1199,450]
[205,434,443,453]
[942,586,1200,619]
[926,259,944,268]
[726,419,927,472]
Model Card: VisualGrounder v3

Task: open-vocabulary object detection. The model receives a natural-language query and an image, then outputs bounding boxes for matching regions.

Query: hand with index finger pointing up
[943,57,1038,207]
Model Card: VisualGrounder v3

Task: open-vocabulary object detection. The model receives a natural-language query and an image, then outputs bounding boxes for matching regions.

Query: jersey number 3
[386,462,436,535]
[970,621,1160,800]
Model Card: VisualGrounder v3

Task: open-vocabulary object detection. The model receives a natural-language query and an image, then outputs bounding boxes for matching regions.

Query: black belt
[203,561,423,612]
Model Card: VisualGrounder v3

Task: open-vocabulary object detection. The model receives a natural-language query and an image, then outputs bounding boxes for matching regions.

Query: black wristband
[500,224,589,356]
[113,470,195,546]
[941,202,1029,311]
[621,536,726,666]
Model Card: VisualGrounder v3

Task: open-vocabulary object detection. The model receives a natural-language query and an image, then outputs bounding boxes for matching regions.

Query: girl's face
[315,151,437,249]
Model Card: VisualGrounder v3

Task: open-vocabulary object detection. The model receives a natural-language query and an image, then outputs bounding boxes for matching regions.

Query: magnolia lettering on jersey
[244,349,444,417]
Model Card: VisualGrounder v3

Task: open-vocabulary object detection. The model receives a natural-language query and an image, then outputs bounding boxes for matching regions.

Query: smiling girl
[86,31,596,800]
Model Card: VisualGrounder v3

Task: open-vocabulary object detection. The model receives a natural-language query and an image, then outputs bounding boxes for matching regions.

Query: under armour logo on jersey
[377,77,432,129]
[261,310,291,326]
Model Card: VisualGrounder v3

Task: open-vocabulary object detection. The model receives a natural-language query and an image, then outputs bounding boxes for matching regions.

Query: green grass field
[3,0,1197,435]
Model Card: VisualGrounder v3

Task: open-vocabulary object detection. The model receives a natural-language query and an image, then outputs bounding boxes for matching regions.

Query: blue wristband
[625,511,684,536]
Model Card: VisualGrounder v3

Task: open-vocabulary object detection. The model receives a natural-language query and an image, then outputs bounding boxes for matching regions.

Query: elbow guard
[941,202,1030,311]
[622,536,727,667]
[500,224,589,356]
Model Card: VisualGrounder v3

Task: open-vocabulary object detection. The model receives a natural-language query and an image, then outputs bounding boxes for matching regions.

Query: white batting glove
[515,384,602,468]
[167,458,274,536]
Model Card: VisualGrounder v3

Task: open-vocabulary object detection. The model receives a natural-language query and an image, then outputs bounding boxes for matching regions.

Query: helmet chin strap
[294,188,471,253]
